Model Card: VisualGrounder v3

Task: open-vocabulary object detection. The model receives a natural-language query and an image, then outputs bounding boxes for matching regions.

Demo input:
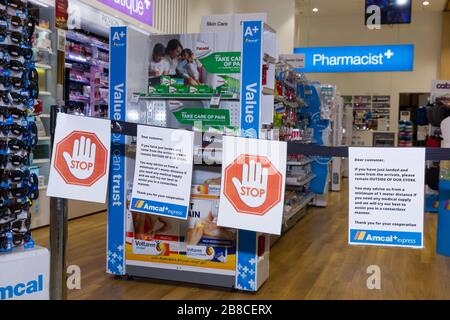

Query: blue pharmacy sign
[293,44,415,73]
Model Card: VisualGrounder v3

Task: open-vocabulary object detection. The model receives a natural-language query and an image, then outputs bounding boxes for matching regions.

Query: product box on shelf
[148,85,169,94]
[126,171,237,275]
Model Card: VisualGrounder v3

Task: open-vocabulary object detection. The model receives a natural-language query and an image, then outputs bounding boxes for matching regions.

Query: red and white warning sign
[47,113,111,203]
[218,136,287,235]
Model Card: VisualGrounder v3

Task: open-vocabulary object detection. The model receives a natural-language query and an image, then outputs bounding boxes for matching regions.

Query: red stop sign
[54,131,108,187]
[223,154,283,216]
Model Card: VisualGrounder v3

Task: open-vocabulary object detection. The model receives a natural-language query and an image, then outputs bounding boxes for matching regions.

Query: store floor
[33,182,450,300]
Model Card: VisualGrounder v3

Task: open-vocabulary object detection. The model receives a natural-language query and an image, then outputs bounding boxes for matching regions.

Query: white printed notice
[130,126,194,220]
[349,148,425,248]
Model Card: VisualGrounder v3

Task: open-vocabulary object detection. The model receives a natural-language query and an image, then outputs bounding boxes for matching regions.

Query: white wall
[296,10,443,132]
[187,0,295,54]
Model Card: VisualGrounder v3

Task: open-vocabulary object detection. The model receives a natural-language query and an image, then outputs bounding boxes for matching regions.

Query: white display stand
[0,246,50,300]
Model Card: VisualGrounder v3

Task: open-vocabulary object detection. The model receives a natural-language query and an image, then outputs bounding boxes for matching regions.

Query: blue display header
[293,44,414,73]
[240,21,263,139]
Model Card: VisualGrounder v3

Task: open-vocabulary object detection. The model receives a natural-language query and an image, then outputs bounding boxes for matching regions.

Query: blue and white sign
[130,125,194,220]
[349,148,425,249]
[236,20,264,292]
[293,44,414,73]
[0,246,49,300]
[240,21,263,138]
[107,26,128,275]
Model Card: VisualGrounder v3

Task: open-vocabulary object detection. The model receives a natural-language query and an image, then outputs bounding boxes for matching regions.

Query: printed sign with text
[130,126,194,220]
[349,148,425,248]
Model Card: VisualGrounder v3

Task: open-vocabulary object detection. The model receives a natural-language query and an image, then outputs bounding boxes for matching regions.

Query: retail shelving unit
[349,94,391,131]
[65,30,109,118]
[107,23,277,292]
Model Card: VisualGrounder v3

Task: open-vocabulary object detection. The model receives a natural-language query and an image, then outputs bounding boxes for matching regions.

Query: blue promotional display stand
[106,23,276,292]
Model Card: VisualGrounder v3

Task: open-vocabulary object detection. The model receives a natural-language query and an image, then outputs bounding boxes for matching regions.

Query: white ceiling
[296,0,447,16]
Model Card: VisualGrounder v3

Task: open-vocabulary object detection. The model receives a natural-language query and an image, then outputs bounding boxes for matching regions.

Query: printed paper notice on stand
[349,148,425,248]
[130,126,194,220]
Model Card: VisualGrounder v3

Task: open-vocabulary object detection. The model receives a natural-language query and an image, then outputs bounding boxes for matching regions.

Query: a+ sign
[384,49,394,59]
[120,31,125,38]
[252,26,259,34]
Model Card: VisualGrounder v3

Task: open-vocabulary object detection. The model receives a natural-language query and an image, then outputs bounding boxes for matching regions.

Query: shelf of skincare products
[65,30,109,118]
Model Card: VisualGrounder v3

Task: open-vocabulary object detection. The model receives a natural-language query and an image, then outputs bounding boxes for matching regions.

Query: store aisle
[33,182,450,300]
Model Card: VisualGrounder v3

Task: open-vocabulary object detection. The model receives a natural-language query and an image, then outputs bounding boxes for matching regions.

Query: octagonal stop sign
[224,154,283,216]
[54,131,108,187]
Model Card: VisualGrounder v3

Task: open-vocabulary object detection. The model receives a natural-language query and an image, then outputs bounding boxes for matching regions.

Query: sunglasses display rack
[0,0,40,253]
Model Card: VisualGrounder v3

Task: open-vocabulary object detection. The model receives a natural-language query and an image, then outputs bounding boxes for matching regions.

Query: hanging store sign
[348,148,425,248]
[280,54,305,69]
[97,0,154,27]
[218,136,287,235]
[293,44,414,73]
[55,0,69,30]
[130,125,194,220]
[47,114,111,203]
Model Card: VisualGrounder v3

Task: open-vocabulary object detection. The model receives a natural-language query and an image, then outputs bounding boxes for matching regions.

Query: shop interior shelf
[138,93,239,100]
[287,158,313,166]
[286,174,316,187]
[284,192,315,221]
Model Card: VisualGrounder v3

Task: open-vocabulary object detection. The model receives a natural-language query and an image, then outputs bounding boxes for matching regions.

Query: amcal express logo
[133,200,169,213]
[352,230,420,246]
[1,275,44,300]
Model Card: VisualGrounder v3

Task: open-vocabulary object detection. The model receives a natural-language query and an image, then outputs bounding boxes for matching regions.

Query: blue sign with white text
[350,229,422,248]
[240,21,263,139]
[294,44,414,73]
[236,20,263,292]
[107,26,127,276]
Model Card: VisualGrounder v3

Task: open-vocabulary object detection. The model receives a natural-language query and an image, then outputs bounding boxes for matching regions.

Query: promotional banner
[47,113,111,203]
[349,148,425,248]
[130,125,194,220]
[218,136,287,235]
[147,33,241,98]
[293,44,415,73]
